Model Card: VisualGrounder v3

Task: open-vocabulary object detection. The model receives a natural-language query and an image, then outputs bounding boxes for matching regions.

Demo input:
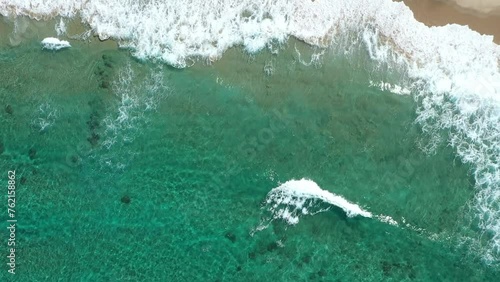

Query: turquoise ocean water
[0,15,499,281]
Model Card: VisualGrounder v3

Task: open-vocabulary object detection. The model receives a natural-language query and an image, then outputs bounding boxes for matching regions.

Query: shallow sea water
[0,19,498,281]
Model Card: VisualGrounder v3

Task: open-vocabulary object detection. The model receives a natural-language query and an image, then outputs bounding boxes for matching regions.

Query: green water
[0,29,498,281]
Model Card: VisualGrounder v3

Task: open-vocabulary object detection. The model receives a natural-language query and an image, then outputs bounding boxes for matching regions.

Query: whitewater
[262,179,373,225]
[1,0,499,262]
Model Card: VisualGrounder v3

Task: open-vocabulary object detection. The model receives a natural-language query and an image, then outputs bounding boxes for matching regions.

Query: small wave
[98,63,169,170]
[255,179,451,244]
[254,179,372,233]
[258,179,373,227]
[369,80,411,95]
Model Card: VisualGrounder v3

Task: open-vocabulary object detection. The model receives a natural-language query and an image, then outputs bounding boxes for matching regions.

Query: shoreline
[402,0,500,43]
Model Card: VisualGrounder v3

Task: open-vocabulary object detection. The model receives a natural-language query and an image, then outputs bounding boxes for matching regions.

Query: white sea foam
[265,179,372,222]
[31,102,58,132]
[369,80,412,95]
[376,215,399,226]
[256,179,458,245]
[256,179,454,243]
[99,63,170,172]
[41,37,70,50]
[2,0,500,262]
[55,18,66,36]
[254,178,372,233]
[102,63,168,151]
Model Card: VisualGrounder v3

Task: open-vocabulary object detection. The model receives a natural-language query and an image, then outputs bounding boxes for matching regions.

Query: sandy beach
[403,0,500,43]
[447,0,500,14]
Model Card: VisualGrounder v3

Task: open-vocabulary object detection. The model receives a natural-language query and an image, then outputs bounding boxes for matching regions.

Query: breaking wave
[262,178,373,225]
